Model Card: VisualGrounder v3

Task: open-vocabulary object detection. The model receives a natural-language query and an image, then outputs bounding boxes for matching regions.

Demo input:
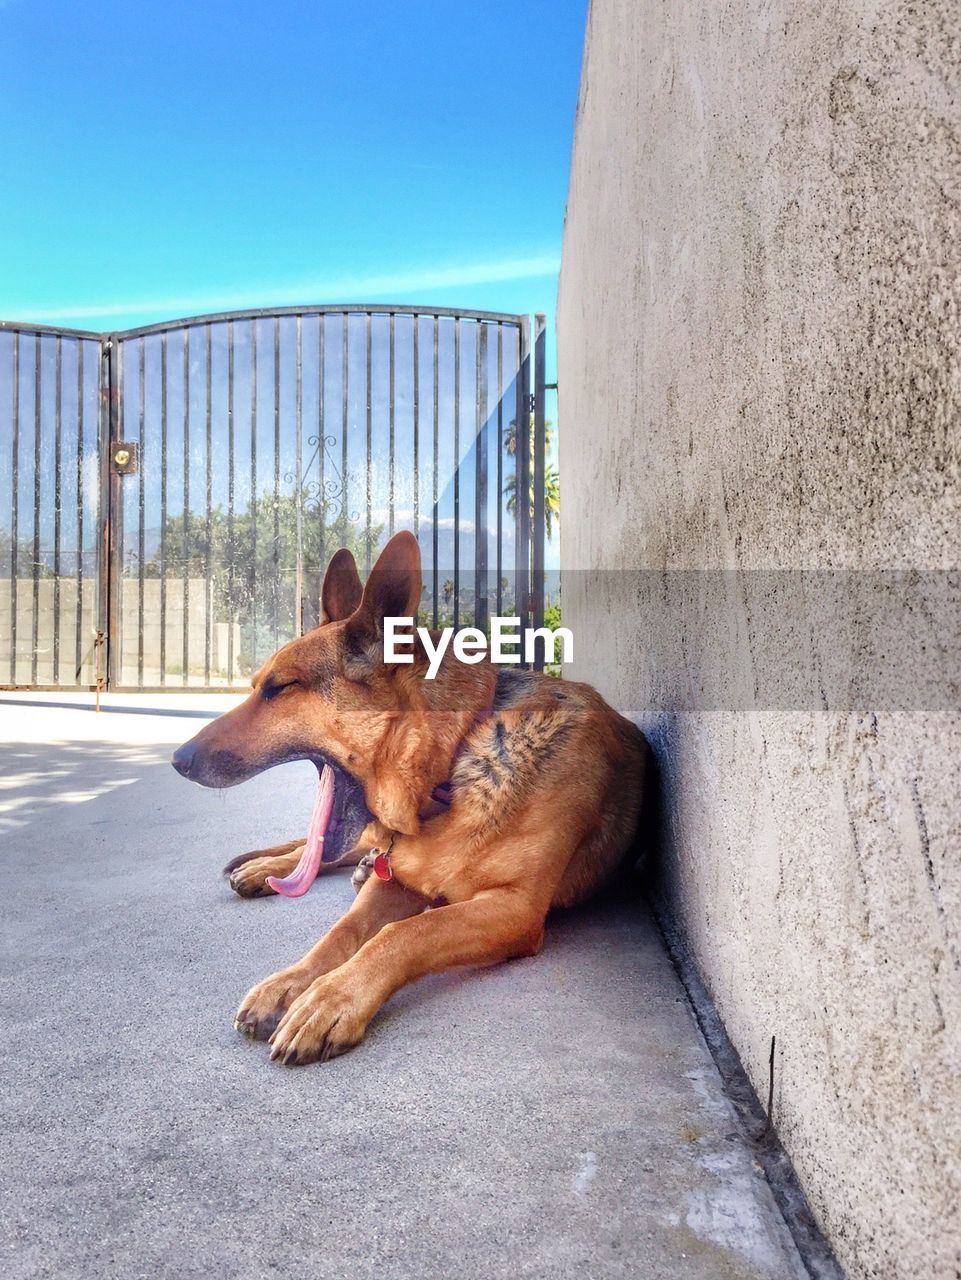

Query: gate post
[98,337,122,691]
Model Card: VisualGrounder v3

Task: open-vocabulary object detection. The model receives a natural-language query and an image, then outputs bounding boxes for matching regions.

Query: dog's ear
[344,532,422,675]
[321,548,363,623]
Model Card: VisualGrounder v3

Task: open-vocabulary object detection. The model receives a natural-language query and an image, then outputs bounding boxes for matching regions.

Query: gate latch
[112,442,138,475]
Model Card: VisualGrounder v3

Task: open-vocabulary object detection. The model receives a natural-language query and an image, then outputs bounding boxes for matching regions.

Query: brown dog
[172,532,649,1065]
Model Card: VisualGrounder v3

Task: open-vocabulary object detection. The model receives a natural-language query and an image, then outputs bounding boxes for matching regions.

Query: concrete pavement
[1,694,810,1279]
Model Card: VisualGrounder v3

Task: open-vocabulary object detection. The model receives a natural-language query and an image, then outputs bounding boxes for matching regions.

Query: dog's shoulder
[449,668,641,830]
[490,666,585,715]
[491,666,639,739]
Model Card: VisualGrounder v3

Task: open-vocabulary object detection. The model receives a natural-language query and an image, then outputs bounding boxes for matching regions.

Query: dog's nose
[171,742,195,778]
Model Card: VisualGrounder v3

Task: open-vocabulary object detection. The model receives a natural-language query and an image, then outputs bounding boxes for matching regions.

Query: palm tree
[504,413,560,541]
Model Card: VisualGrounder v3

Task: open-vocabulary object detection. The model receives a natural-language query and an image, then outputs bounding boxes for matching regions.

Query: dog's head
[171,532,468,845]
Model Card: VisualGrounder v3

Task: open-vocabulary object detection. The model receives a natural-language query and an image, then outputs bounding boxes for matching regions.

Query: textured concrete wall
[557,2,961,1277]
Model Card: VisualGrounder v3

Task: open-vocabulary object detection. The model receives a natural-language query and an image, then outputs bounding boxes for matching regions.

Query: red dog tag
[373,850,393,881]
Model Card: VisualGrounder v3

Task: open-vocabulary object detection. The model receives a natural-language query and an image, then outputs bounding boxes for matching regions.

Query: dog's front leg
[222,840,306,898]
[268,889,545,1064]
[235,874,429,1040]
[224,842,373,898]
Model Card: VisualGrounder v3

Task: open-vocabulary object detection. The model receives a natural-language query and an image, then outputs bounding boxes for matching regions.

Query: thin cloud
[9,252,561,324]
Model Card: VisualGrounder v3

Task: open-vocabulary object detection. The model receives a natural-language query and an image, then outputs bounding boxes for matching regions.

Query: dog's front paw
[235,966,311,1041]
[227,849,303,898]
[268,974,371,1065]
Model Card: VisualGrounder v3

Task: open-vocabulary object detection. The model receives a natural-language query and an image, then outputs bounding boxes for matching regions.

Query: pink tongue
[266,764,336,898]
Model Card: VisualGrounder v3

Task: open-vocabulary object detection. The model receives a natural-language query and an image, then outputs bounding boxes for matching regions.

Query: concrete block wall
[0,578,99,685]
[0,578,240,687]
[116,578,235,686]
[557,2,961,1277]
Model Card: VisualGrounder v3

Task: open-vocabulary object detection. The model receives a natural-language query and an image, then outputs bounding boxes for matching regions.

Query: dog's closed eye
[261,677,299,701]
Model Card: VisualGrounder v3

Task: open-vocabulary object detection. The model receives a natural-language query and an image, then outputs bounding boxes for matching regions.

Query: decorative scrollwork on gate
[284,432,359,525]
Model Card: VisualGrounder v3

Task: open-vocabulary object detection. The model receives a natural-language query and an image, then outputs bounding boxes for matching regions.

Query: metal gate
[1,307,547,690]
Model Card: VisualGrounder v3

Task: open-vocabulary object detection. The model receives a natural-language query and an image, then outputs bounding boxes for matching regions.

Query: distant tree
[140,489,381,669]
[141,490,376,599]
[504,413,560,542]
[0,531,56,578]
[542,601,564,670]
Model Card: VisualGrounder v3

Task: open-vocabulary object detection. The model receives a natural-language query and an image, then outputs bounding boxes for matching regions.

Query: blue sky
[0,1,587,332]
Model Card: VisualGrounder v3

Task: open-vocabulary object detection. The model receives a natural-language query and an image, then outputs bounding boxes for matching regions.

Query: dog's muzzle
[171,741,249,787]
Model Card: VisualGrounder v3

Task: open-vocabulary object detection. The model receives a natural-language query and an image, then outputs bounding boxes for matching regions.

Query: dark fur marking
[343,625,376,672]
[493,668,536,710]
[477,755,501,783]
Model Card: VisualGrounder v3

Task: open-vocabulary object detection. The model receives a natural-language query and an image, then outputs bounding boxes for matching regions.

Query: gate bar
[182,327,191,687]
[204,324,213,684]
[532,312,547,663]
[272,316,281,652]
[453,317,460,628]
[53,336,62,682]
[9,332,19,683]
[108,304,522,341]
[365,312,373,574]
[515,317,531,633]
[412,317,419,547]
[31,333,41,685]
[226,321,235,677]
[388,312,395,539]
[495,324,504,619]
[317,317,325,603]
[431,315,439,628]
[474,322,489,631]
[294,315,303,635]
[160,331,169,685]
[295,316,310,633]
[249,320,259,663]
[340,313,349,572]
[74,339,85,682]
[137,336,146,685]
